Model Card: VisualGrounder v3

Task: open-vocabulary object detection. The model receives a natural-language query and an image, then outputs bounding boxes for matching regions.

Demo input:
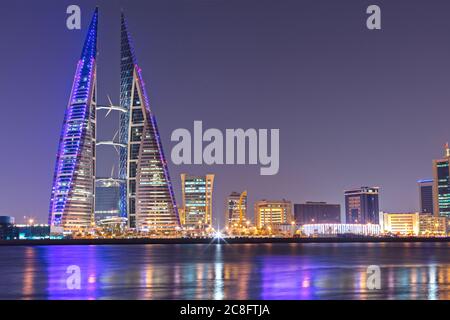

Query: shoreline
[1,236,450,246]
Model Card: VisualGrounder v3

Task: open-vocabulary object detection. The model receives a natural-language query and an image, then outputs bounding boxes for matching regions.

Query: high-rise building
[95,178,120,223]
[418,179,433,215]
[379,212,419,236]
[344,187,379,224]
[119,13,180,232]
[294,202,341,225]
[226,191,248,227]
[181,174,215,228]
[49,9,98,232]
[254,200,293,229]
[49,9,180,233]
[433,144,450,219]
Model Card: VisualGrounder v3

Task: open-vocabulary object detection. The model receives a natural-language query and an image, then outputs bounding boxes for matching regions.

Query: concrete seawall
[1,237,450,246]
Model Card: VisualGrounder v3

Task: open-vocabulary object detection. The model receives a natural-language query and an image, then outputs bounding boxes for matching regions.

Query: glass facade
[181,174,215,228]
[95,179,120,223]
[120,14,180,231]
[344,187,379,224]
[418,179,434,214]
[48,9,98,232]
[434,160,450,218]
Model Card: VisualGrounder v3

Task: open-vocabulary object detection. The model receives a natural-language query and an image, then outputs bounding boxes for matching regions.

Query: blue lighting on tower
[48,8,98,229]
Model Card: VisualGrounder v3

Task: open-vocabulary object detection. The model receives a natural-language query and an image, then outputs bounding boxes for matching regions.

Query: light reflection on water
[0,243,449,299]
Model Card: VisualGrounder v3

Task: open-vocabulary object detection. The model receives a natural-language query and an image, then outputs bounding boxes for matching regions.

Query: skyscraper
[119,13,180,232]
[49,9,98,232]
[226,191,248,227]
[181,174,215,228]
[49,9,180,233]
[433,144,450,219]
[344,187,379,224]
[418,179,433,215]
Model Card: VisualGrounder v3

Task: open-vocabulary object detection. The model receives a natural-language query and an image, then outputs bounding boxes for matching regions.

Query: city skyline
[2,1,450,226]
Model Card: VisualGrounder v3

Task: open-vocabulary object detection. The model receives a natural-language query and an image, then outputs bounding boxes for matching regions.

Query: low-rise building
[419,215,447,236]
[14,224,51,240]
[301,223,380,237]
[254,199,293,229]
[0,216,15,240]
[294,202,341,224]
[380,212,419,236]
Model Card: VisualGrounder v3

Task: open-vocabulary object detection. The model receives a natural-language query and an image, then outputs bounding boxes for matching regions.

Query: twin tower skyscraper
[48,9,180,232]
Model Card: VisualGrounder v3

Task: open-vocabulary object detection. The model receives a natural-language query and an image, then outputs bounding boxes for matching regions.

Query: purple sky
[1,0,450,225]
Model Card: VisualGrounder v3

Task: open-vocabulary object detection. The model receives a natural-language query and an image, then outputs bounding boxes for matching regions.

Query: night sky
[1,0,450,226]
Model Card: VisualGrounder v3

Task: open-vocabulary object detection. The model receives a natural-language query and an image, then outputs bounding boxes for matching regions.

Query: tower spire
[81,7,98,60]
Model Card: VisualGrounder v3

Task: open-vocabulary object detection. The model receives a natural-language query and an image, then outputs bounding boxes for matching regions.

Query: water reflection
[0,243,449,299]
[22,247,35,299]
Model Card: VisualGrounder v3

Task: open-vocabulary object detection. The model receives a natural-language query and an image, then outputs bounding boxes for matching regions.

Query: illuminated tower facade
[226,191,247,228]
[181,174,215,228]
[344,187,379,224]
[433,144,450,219]
[48,9,98,232]
[119,14,180,231]
[418,179,433,215]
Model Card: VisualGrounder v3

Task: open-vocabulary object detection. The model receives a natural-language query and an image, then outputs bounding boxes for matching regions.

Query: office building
[418,179,433,215]
[226,191,247,227]
[181,174,215,228]
[294,202,341,225]
[419,215,447,236]
[254,200,293,229]
[345,187,379,224]
[380,212,419,236]
[433,144,450,219]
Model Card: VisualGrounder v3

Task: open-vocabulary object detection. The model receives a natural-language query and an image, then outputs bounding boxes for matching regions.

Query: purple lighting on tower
[48,8,98,230]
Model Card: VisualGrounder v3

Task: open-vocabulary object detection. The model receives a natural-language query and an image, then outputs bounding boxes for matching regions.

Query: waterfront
[1,243,450,300]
